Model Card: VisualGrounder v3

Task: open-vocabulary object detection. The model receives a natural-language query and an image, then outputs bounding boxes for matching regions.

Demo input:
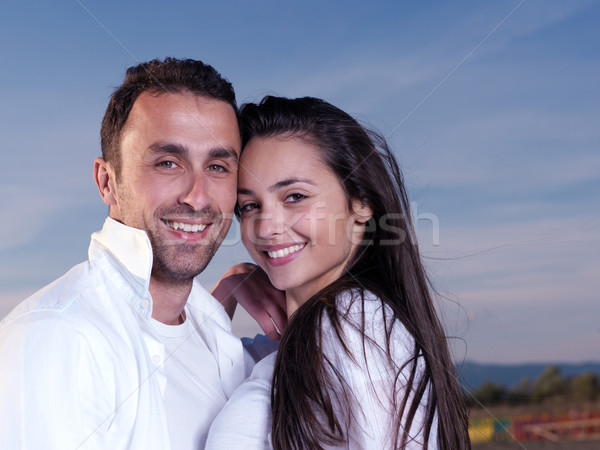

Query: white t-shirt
[206,290,438,449]
[151,312,229,449]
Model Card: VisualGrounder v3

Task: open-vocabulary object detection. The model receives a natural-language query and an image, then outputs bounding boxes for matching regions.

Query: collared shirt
[0,217,247,450]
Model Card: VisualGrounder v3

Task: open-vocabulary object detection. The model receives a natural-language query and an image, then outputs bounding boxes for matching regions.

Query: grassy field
[469,400,600,448]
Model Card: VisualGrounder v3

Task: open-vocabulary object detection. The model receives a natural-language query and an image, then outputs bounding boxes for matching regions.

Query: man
[0,58,284,449]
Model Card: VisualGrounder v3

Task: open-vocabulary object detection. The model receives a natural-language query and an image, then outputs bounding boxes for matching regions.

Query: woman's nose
[255,208,287,239]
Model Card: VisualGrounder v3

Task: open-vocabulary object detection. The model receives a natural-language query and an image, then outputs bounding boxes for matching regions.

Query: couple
[0,58,470,449]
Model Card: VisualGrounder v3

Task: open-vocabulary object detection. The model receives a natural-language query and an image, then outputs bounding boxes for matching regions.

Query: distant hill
[457,361,600,391]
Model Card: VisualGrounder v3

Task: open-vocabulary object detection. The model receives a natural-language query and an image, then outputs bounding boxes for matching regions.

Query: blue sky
[1,0,598,364]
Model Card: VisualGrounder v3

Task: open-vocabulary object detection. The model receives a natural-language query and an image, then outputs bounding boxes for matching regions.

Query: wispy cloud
[424,211,600,363]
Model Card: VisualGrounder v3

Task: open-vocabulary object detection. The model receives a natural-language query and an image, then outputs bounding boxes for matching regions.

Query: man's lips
[263,243,306,259]
[162,219,208,233]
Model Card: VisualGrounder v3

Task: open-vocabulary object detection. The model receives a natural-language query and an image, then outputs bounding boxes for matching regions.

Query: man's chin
[148,226,227,280]
[152,248,215,281]
[151,263,207,284]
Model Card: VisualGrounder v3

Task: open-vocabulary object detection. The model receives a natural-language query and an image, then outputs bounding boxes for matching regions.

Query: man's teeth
[166,221,207,233]
[267,244,305,259]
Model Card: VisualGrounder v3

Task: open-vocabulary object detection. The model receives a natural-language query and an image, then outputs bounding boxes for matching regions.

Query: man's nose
[180,173,209,210]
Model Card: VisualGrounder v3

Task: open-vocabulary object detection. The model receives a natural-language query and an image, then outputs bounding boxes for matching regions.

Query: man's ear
[352,199,373,224]
[94,157,118,206]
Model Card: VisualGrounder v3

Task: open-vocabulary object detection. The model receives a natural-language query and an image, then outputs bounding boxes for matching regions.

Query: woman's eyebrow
[269,178,315,192]
[238,178,315,196]
[237,187,254,196]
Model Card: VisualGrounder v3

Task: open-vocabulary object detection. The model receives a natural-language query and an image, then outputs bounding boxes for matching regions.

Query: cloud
[405,108,600,196]
[420,210,600,363]
[424,211,600,281]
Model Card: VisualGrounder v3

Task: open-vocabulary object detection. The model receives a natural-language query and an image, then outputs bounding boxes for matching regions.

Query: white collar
[88,217,229,327]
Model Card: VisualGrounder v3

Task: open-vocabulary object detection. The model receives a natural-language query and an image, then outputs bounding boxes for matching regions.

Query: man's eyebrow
[148,143,238,161]
[208,147,239,161]
[238,178,316,196]
[149,142,187,155]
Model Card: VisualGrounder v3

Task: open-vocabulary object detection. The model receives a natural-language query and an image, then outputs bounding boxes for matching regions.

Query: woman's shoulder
[318,289,422,390]
[335,288,385,317]
[322,289,415,357]
[334,289,409,332]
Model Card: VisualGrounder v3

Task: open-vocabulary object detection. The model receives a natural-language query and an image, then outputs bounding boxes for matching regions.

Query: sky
[1,0,598,364]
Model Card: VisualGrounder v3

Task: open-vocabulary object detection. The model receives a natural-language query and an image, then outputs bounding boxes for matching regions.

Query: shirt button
[152,354,163,366]
[141,299,150,309]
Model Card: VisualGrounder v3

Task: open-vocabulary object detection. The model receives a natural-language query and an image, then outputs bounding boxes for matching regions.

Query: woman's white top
[206,290,438,449]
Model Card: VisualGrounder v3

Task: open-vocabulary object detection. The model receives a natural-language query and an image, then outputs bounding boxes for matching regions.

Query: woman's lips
[262,243,306,266]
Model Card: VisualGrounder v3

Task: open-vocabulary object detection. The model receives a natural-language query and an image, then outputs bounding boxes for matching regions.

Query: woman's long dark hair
[239,96,470,449]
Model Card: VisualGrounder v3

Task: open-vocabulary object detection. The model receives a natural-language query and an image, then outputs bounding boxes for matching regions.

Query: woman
[207,96,470,449]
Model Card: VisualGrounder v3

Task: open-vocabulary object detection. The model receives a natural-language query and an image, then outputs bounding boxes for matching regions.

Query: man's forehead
[123,91,240,140]
[132,90,235,114]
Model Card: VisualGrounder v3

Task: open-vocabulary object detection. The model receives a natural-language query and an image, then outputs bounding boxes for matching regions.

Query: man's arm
[211,263,287,341]
[0,317,114,449]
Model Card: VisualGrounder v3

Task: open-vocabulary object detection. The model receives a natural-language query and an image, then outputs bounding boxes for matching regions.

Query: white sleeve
[0,316,115,450]
[206,351,277,450]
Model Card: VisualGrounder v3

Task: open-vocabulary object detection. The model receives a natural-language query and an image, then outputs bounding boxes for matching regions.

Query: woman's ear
[94,157,118,206]
[352,199,373,224]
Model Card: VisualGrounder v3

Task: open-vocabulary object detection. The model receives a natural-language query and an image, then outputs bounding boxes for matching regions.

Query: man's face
[108,91,240,283]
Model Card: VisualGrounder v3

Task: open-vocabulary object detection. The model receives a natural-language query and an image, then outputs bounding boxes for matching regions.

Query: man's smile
[162,219,209,233]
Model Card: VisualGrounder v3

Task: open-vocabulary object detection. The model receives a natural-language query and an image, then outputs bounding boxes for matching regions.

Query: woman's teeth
[266,244,305,259]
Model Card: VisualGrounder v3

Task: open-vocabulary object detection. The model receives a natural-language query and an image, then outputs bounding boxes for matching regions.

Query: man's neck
[149,278,193,325]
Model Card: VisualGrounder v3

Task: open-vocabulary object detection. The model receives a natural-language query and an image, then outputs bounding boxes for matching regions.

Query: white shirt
[207,290,438,449]
[150,317,229,449]
[0,217,248,450]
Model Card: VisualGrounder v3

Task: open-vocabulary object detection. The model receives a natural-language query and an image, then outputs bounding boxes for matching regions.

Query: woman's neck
[285,292,300,319]
[285,288,312,319]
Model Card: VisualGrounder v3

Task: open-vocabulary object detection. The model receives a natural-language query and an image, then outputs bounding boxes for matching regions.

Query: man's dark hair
[100,57,238,178]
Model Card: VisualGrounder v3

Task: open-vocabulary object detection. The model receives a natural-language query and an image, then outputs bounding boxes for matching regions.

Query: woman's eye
[285,193,306,203]
[239,202,259,214]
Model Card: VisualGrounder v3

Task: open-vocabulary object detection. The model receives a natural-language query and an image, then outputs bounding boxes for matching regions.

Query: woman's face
[237,135,371,315]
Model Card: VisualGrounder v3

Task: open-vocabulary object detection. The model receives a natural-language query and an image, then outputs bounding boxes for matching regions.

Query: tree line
[468,366,600,408]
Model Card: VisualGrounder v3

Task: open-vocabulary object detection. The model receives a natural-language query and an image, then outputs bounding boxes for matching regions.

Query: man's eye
[157,161,176,169]
[208,164,226,172]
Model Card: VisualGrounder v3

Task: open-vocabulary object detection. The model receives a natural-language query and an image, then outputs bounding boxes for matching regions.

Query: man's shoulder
[0,259,147,370]
[0,260,118,333]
